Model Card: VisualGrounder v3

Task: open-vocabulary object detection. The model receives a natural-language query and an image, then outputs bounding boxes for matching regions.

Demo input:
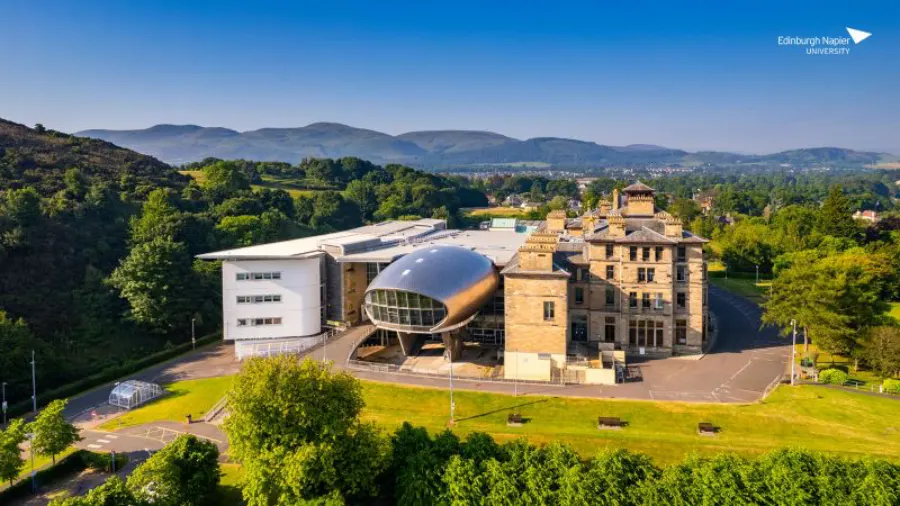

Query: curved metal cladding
[364,245,500,334]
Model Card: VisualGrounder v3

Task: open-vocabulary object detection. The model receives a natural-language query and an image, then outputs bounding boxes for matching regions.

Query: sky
[2,0,899,154]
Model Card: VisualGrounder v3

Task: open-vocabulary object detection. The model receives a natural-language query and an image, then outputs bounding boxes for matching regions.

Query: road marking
[97,439,111,443]
[106,435,118,439]
[88,444,102,449]
[729,360,753,381]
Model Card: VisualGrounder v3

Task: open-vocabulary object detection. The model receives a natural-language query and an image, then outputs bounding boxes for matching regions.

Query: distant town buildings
[853,210,881,223]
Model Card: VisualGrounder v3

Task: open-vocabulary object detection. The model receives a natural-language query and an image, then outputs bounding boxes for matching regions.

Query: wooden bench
[507,413,524,427]
[698,422,719,436]
[597,417,625,430]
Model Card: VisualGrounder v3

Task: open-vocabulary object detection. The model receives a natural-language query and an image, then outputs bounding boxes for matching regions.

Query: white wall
[222,258,322,341]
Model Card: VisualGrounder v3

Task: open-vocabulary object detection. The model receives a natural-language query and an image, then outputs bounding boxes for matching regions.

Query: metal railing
[204,396,229,423]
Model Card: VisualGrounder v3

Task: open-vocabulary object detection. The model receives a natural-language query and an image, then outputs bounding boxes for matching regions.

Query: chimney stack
[612,189,620,211]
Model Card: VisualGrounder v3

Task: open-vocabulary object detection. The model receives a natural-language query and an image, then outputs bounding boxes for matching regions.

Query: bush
[818,368,849,385]
[883,378,900,394]
[81,451,128,472]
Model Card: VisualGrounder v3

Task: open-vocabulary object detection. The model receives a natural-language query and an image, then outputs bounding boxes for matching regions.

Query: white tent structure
[108,380,164,410]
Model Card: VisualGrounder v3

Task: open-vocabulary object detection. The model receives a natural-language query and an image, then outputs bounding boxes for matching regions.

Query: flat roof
[338,230,528,266]
[197,218,529,265]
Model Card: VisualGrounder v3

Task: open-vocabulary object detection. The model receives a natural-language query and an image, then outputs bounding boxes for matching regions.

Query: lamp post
[2,382,7,425]
[31,350,36,413]
[448,345,455,424]
[191,318,196,350]
[790,319,797,386]
[755,264,759,284]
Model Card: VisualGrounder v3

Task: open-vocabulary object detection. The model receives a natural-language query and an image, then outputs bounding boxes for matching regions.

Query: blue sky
[2,0,898,153]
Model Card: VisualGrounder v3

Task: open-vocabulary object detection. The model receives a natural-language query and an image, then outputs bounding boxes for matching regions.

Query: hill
[1,118,183,194]
[75,122,892,170]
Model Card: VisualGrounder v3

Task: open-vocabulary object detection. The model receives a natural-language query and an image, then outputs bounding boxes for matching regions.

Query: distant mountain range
[75,122,892,169]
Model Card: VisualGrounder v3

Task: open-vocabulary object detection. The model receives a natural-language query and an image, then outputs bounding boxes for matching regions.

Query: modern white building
[197,218,529,358]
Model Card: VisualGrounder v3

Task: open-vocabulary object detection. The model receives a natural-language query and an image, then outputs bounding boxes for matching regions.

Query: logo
[777,27,871,55]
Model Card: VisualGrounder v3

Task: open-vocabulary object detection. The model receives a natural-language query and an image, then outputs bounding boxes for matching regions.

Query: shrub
[818,368,849,385]
[883,379,900,394]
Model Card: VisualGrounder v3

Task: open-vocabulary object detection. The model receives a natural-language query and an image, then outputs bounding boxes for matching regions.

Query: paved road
[63,344,241,420]
[318,286,791,403]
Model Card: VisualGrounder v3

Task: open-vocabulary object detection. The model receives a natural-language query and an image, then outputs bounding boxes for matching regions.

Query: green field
[890,302,900,322]
[359,381,900,465]
[178,170,207,183]
[709,277,771,303]
[463,207,528,219]
[99,376,233,430]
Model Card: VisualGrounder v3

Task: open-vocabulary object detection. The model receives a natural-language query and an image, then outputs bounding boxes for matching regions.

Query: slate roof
[623,181,655,193]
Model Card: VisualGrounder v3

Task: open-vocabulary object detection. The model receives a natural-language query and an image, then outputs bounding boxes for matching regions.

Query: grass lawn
[14,447,78,480]
[216,463,245,505]
[709,277,771,303]
[178,170,207,183]
[98,376,233,430]
[360,381,900,465]
[794,343,883,387]
[889,302,900,323]
[463,207,528,219]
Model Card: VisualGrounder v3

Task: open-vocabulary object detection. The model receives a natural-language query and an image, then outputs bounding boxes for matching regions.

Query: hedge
[8,332,221,418]
[818,368,849,385]
[883,378,900,394]
[0,450,89,502]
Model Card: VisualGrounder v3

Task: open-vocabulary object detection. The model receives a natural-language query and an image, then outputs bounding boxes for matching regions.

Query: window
[655,246,663,262]
[574,287,584,305]
[604,317,616,343]
[606,287,616,307]
[580,268,590,282]
[631,319,664,347]
[654,293,664,310]
[629,247,637,261]
[647,268,655,283]
[238,317,282,327]
[676,292,686,309]
[237,294,282,304]
[606,244,614,259]
[642,247,650,261]
[606,265,615,280]
[676,266,686,282]
[543,301,555,321]
[628,292,637,308]
[675,319,687,345]
[366,263,382,284]
[677,246,687,262]
[571,314,588,342]
[641,292,651,309]
[239,271,282,281]
[637,268,646,283]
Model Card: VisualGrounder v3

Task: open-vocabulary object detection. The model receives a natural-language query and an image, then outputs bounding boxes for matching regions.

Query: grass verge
[98,376,233,430]
[360,381,900,465]
[709,276,771,303]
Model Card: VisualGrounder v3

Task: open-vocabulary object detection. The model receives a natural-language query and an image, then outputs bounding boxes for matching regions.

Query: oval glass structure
[364,245,500,333]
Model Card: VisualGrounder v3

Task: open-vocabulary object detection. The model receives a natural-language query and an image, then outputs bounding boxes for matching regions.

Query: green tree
[548,195,568,211]
[817,185,859,240]
[344,180,378,221]
[50,475,137,506]
[202,161,250,200]
[127,434,220,506]
[225,357,387,505]
[861,326,900,379]
[0,418,27,487]
[670,198,701,223]
[29,399,81,464]
[108,237,198,332]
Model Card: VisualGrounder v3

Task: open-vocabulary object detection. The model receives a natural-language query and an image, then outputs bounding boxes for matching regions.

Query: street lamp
[191,318,196,350]
[448,345,455,425]
[755,264,759,284]
[2,382,7,425]
[30,350,36,413]
[790,319,797,386]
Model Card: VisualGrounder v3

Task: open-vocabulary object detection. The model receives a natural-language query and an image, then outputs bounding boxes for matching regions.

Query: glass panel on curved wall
[364,289,448,331]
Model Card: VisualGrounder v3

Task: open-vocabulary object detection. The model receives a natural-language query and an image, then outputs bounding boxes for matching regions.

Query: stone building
[200,182,708,382]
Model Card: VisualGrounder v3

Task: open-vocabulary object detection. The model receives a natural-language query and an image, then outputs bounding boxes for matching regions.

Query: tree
[225,357,387,505]
[108,236,198,332]
[344,180,378,221]
[50,475,136,506]
[29,399,81,464]
[817,185,860,240]
[861,327,900,379]
[548,195,568,211]
[128,434,220,506]
[202,161,250,200]
[670,198,701,223]
[0,418,27,487]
